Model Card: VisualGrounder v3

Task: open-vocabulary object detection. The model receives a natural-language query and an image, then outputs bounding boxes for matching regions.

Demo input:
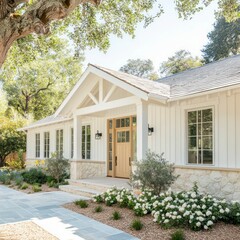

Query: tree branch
[30,80,53,98]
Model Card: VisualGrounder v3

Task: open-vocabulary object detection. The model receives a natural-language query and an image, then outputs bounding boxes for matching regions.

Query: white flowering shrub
[93,184,240,231]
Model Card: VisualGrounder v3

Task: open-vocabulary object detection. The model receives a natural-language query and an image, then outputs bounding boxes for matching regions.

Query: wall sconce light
[95,130,102,140]
[148,125,154,136]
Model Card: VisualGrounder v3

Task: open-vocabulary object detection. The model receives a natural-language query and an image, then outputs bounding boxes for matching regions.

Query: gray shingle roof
[158,54,240,98]
[91,64,170,98]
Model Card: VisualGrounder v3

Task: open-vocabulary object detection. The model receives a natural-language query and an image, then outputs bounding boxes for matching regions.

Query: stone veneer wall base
[70,160,106,180]
[173,167,240,201]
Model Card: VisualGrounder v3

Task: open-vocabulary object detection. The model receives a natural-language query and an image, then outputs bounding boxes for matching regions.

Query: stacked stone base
[173,166,240,201]
[70,160,106,179]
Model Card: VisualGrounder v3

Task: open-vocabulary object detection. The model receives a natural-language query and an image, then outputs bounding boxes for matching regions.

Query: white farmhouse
[22,55,240,200]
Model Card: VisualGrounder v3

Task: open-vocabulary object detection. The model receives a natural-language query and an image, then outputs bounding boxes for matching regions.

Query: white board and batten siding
[148,87,240,169]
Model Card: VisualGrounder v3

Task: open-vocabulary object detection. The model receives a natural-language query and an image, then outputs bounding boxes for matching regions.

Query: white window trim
[185,106,215,166]
[81,123,92,160]
[56,129,64,157]
[44,132,50,159]
[70,127,74,159]
[35,133,40,159]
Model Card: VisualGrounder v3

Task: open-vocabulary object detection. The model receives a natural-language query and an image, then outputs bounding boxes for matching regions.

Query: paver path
[0,185,138,240]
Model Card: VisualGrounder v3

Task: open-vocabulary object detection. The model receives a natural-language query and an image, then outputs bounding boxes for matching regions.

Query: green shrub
[171,230,185,240]
[21,183,28,190]
[21,168,47,184]
[94,205,103,213]
[131,219,143,230]
[45,154,70,183]
[130,151,178,195]
[14,175,24,187]
[32,184,42,192]
[6,150,25,170]
[0,172,11,185]
[112,211,121,220]
[75,200,88,208]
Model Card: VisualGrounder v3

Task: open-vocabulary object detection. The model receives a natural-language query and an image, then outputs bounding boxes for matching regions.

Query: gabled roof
[158,54,240,98]
[91,64,170,98]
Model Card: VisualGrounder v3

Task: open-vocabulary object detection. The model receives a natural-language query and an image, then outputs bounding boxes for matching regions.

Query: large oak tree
[0,0,239,67]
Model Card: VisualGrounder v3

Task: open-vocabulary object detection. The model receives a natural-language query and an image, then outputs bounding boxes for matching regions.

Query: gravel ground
[0,221,58,240]
[64,201,240,240]
[8,184,59,194]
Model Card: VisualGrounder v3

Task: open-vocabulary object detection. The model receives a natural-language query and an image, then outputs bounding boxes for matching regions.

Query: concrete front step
[59,185,101,198]
[67,180,111,192]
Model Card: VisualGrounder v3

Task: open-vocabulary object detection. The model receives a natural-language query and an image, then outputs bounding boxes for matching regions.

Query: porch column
[71,115,82,180]
[136,101,148,161]
[73,115,82,160]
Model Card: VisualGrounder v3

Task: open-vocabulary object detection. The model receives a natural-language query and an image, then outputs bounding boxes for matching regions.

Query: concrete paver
[0,185,138,240]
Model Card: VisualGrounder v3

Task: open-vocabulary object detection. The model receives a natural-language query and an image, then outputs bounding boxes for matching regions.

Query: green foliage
[13,175,24,187]
[112,211,121,220]
[171,230,185,240]
[130,151,178,195]
[94,205,103,213]
[159,50,203,76]
[0,171,11,185]
[202,17,240,63]
[45,154,70,183]
[32,184,42,192]
[20,183,28,190]
[0,116,26,167]
[131,219,143,230]
[6,150,25,170]
[75,200,89,208]
[21,168,47,184]
[120,59,158,80]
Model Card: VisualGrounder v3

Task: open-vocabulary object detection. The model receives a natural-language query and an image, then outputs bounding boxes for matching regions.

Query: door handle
[115,156,117,166]
[129,157,131,166]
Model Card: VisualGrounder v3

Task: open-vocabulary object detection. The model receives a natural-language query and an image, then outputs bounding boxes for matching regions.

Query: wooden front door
[115,129,131,178]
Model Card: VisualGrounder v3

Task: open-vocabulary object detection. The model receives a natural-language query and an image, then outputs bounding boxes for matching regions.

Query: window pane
[109,133,112,142]
[203,150,213,164]
[87,135,91,142]
[126,118,130,127]
[188,137,197,150]
[117,132,121,142]
[188,151,197,164]
[202,123,212,135]
[121,118,125,127]
[126,131,130,142]
[109,161,112,170]
[116,119,120,128]
[109,143,112,151]
[198,123,201,135]
[87,143,91,151]
[188,111,197,124]
[202,136,212,149]
[198,137,202,149]
[188,124,197,136]
[109,120,112,129]
[198,110,202,122]
[122,131,126,142]
[202,109,212,122]
[132,117,137,126]
[87,151,91,159]
[109,152,112,160]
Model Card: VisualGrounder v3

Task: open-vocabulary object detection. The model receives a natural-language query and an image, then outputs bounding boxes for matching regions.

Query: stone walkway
[0,185,138,240]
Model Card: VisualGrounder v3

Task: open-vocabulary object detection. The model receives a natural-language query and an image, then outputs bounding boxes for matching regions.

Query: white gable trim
[55,65,149,117]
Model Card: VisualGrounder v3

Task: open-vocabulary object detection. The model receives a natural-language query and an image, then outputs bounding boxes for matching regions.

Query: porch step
[59,185,101,198]
[67,180,111,193]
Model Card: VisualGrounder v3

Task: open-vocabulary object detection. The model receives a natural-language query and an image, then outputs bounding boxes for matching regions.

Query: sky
[84,0,218,72]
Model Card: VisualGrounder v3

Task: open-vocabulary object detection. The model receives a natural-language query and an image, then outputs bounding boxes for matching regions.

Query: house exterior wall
[148,87,240,200]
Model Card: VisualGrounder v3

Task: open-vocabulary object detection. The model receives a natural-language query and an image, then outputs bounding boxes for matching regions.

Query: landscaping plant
[21,168,47,184]
[94,206,103,213]
[171,230,185,240]
[112,211,121,220]
[131,219,143,230]
[130,151,178,195]
[75,200,89,208]
[32,184,42,192]
[94,183,240,231]
[20,183,28,190]
[45,154,70,183]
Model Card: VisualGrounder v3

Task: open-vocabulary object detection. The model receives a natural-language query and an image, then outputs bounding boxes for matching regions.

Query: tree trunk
[0,0,100,68]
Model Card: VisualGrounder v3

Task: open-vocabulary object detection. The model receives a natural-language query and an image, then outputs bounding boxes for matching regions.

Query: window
[56,129,63,158]
[187,108,213,165]
[44,132,50,158]
[35,133,40,158]
[82,125,91,159]
[71,128,74,158]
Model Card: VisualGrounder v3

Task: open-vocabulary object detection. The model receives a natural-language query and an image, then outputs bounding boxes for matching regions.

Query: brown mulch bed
[64,201,240,240]
[0,221,58,240]
[2,183,59,194]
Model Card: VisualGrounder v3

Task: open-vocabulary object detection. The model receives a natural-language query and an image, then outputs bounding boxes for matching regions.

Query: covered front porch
[69,68,150,180]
